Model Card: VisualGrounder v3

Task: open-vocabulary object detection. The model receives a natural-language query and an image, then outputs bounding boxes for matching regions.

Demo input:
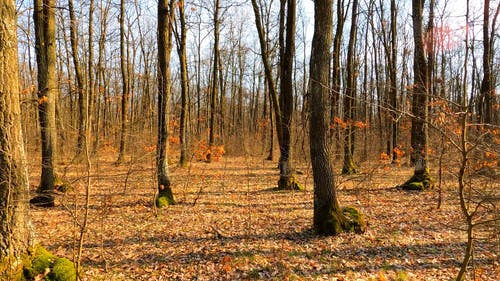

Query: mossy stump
[22,245,76,281]
[400,168,434,191]
[276,175,304,191]
[155,191,176,208]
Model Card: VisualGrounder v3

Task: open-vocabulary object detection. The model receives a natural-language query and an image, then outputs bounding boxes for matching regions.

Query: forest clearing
[28,152,498,280]
[0,0,498,280]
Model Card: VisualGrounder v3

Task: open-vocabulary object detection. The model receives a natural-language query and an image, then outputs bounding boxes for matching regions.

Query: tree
[68,0,87,158]
[116,0,130,164]
[174,0,190,167]
[277,0,301,190]
[0,0,33,274]
[156,0,176,207]
[207,0,220,163]
[251,0,301,190]
[309,0,365,235]
[341,0,359,175]
[400,0,433,190]
[30,0,58,207]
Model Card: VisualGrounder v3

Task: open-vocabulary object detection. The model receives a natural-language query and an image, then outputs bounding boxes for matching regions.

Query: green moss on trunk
[400,168,433,190]
[315,206,366,236]
[22,245,76,281]
[276,174,303,191]
[341,159,357,175]
[155,190,176,208]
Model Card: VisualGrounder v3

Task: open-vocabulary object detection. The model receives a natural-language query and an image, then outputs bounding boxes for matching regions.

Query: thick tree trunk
[0,0,34,273]
[310,0,365,236]
[31,0,57,207]
[401,0,433,190]
[156,0,176,207]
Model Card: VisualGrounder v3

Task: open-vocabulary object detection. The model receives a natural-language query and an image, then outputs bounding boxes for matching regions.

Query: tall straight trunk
[401,0,432,190]
[68,0,86,158]
[0,0,33,272]
[341,0,359,175]
[389,0,399,163]
[310,0,365,236]
[176,0,189,167]
[330,0,346,158]
[88,0,95,152]
[116,0,129,164]
[207,0,220,162]
[277,0,300,190]
[156,0,176,207]
[32,0,57,207]
[479,0,494,124]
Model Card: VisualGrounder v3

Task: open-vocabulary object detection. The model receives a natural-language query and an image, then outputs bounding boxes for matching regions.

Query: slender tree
[30,0,58,206]
[341,0,359,175]
[116,0,130,164]
[0,0,33,275]
[174,0,190,167]
[156,0,176,207]
[310,0,365,235]
[207,0,220,162]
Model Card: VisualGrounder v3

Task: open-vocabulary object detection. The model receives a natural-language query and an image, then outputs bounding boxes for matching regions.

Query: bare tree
[309,0,365,235]
[31,0,58,206]
[156,0,176,207]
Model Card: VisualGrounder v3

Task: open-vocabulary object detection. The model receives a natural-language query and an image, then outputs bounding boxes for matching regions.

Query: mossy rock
[155,192,176,208]
[342,206,366,234]
[400,168,434,191]
[22,245,76,281]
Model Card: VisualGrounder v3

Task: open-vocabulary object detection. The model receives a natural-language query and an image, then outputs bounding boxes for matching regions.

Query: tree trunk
[156,0,176,207]
[68,0,86,158]
[0,1,34,273]
[310,0,365,236]
[31,0,57,207]
[277,0,301,190]
[207,0,220,163]
[341,0,359,175]
[401,0,433,190]
[176,0,189,167]
[116,0,130,164]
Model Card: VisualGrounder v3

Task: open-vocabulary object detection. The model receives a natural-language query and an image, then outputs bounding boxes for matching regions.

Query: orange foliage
[380,152,390,161]
[38,96,49,105]
[143,145,156,152]
[169,136,180,145]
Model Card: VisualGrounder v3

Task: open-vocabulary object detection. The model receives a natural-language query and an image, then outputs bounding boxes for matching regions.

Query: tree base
[276,175,304,191]
[22,245,76,281]
[29,194,55,207]
[155,191,176,208]
[315,206,366,236]
[400,168,434,190]
[341,160,357,175]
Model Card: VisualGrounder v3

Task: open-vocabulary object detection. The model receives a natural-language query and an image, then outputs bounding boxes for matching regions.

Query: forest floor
[28,152,498,281]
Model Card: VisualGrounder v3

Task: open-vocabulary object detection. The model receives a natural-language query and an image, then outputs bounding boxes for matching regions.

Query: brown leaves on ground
[29,155,498,280]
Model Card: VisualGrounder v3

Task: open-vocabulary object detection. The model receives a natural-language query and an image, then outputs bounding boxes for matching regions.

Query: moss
[155,192,176,208]
[400,168,434,190]
[276,174,304,191]
[22,245,75,281]
[341,159,358,175]
[316,206,366,236]
[342,206,367,234]
[54,177,72,193]
[49,258,76,281]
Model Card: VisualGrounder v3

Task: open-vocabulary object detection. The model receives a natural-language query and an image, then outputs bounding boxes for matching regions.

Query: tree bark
[207,0,220,163]
[116,0,130,164]
[310,0,365,235]
[31,0,58,207]
[0,1,34,272]
[341,0,359,175]
[156,0,176,207]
